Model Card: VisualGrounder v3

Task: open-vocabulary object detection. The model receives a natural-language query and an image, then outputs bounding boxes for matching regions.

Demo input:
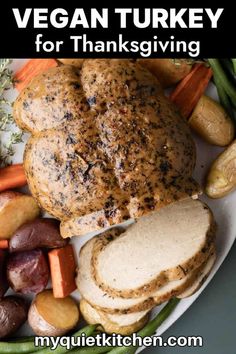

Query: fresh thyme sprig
[0,59,24,167]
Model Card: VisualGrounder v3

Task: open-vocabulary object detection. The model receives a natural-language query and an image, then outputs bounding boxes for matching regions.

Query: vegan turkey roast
[13,59,199,238]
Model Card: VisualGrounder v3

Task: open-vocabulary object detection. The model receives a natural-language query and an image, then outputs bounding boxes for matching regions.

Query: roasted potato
[0,296,28,338]
[0,250,8,297]
[0,191,40,239]
[206,140,236,198]
[7,249,49,294]
[9,218,68,253]
[28,290,79,336]
[189,95,235,146]
[138,59,193,88]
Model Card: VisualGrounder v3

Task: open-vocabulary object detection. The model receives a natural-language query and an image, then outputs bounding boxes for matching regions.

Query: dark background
[0,1,235,57]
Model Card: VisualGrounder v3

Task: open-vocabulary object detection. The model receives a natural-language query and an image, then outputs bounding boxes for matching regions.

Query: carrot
[0,164,27,192]
[48,244,77,298]
[0,240,8,249]
[170,63,213,119]
[14,59,58,91]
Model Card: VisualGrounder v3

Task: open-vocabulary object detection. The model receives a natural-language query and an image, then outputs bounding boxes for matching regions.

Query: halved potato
[0,191,40,239]
[28,290,79,336]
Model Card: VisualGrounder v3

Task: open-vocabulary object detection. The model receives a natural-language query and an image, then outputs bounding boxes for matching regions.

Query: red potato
[0,296,28,338]
[7,249,49,294]
[9,218,68,253]
[0,250,8,297]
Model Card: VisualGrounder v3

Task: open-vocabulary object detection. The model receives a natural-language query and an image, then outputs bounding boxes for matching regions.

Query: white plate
[3,59,236,351]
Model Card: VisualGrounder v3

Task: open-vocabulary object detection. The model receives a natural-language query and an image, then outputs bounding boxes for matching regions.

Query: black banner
[1,1,235,58]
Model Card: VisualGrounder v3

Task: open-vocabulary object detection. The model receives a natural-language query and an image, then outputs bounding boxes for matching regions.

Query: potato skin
[9,218,68,253]
[0,250,8,297]
[0,191,40,239]
[206,140,236,198]
[138,59,192,88]
[189,95,235,146]
[7,249,49,294]
[0,296,28,338]
[28,302,65,336]
[28,290,79,336]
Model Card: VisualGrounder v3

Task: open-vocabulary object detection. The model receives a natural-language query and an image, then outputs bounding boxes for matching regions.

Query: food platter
[2,59,236,352]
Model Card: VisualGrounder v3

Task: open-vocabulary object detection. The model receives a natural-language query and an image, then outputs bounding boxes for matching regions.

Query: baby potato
[138,59,192,88]
[9,218,68,253]
[189,95,235,146]
[0,296,28,338]
[206,140,236,198]
[0,250,8,298]
[0,191,40,239]
[28,290,79,336]
[7,249,49,294]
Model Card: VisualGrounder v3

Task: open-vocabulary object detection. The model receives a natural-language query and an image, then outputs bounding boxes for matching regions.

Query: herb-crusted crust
[15,60,199,237]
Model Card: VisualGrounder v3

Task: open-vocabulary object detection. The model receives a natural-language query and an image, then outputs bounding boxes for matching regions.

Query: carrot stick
[0,164,27,192]
[170,63,213,119]
[48,244,77,298]
[0,240,9,249]
[14,59,58,91]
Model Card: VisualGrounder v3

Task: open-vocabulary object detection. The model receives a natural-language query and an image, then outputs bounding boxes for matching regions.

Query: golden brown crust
[15,60,198,237]
[81,59,163,111]
[13,66,89,133]
[58,59,85,68]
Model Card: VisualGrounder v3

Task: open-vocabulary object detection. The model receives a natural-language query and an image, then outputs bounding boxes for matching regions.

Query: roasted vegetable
[28,289,79,336]
[206,140,236,198]
[0,326,96,354]
[9,218,67,253]
[0,164,27,192]
[0,191,40,239]
[0,240,9,249]
[170,63,213,119]
[189,95,235,146]
[48,244,77,298]
[0,296,28,338]
[0,250,8,297]
[7,249,49,294]
[138,59,192,88]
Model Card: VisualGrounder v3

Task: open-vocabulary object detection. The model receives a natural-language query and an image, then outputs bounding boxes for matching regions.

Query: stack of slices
[77,198,216,335]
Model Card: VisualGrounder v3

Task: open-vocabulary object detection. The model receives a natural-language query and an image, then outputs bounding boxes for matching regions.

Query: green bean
[220,59,236,84]
[70,347,110,353]
[74,298,180,354]
[35,325,97,354]
[108,298,180,354]
[208,59,236,104]
[0,341,42,354]
[231,59,236,75]
[213,75,235,119]
[9,336,36,343]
